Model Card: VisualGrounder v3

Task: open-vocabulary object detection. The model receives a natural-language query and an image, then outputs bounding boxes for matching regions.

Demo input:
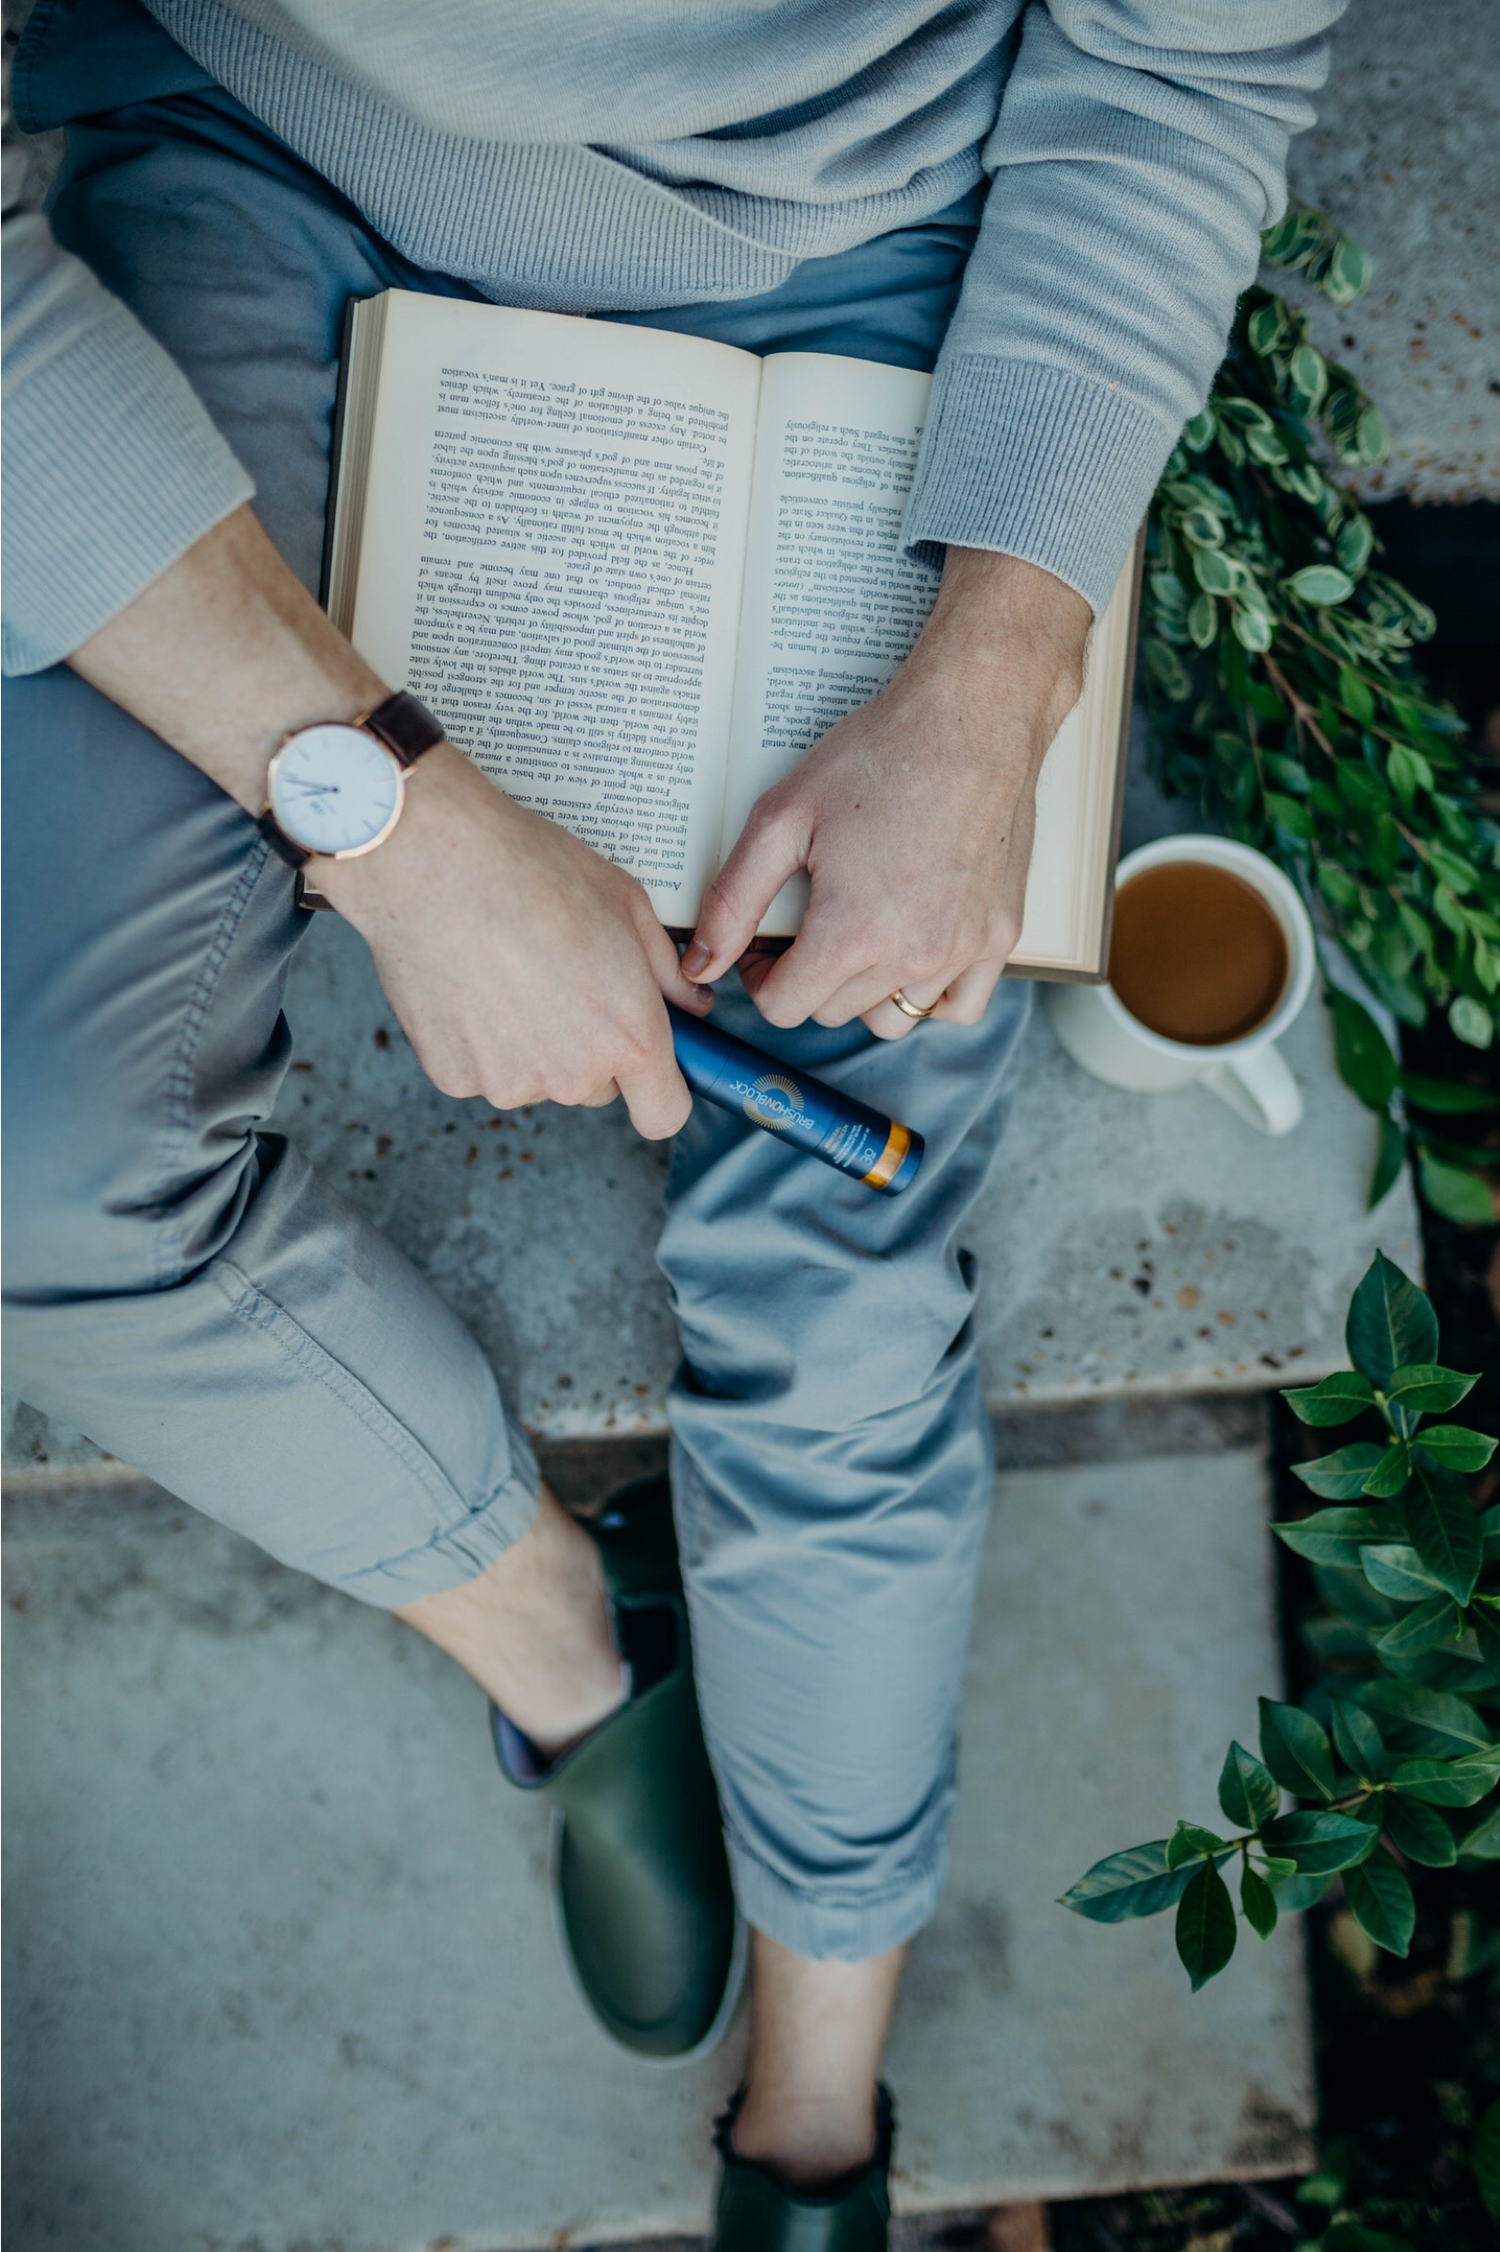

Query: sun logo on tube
[742,1072,807,1132]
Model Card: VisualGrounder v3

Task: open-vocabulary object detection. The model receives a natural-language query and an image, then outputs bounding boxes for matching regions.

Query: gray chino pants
[2,59,1033,1960]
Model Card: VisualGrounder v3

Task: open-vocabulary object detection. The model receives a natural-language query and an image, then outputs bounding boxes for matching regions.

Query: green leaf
[1474,2097,1500,2226]
[1400,1074,1497,1115]
[1336,515,1375,578]
[1218,1740,1280,1830]
[1387,1749,1500,1807]
[1265,788,1312,836]
[1460,1802,1500,1861]
[1259,1698,1336,1800]
[1361,1441,1411,1499]
[1181,407,1216,452]
[1355,407,1390,464]
[1232,604,1275,654]
[1354,1678,1491,1756]
[1483,1502,1500,1557]
[1060,1840,1191,1923]
[1419,1153,1496,1224]
[1272,1870,1332,1912]
[1193,546,1237,596]
[1247,300,1286,354]
[1329,1697,1387,1780]
[1373,1594,1464,1661]
[1175,1858,1238,1989]
[1383,1793,1456,1866]
[1167,1820,1229,1868]
[1281,1372,1377,1427]
[1405,1464,1483,1601]
[1414,1426,1498,1474]
[1337,664,1376,725]
[1293,1443,1388,1499]
[1450,994,1495,1050]
[1343,1851,1415,1957]
[1179,505,1225,548]
[1369,1114,1408,1209]
[1345,1253,1438,1386]
[1361,1542,1449,1602]
[1186,591,1217,648]
[1287,564,1355,606]
[1326,236,1373,303]
[1289,340,1328,405]
[1261,1809,1379,1874]
[1240,1861,1279,1938]
[1273,1506,1392,1565]
[1329,987,1399,1111]
[1383,1363,1480,1415]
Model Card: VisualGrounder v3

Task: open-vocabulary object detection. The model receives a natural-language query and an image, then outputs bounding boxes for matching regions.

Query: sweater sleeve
[2,170,254,675]
[902,0,1346,615]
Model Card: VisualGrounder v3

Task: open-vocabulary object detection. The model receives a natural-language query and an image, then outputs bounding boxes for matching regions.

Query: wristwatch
[258,690,445,867]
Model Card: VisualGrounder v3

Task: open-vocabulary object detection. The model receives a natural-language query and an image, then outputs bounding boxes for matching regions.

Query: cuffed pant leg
[659,978,1033,1958]
[2,662,538,1603]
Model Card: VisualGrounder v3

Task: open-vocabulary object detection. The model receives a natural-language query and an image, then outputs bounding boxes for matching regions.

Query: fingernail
[687,982,714,1010]
[683,939,712,977]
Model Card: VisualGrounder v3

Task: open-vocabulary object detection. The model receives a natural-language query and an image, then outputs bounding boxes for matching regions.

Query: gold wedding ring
[889,988,937,1021]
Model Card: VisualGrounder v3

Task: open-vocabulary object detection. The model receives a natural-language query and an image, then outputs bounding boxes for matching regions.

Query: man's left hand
[682,548,1092,1038]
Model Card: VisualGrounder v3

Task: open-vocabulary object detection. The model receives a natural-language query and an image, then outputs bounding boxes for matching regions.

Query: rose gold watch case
[264,721,406,861]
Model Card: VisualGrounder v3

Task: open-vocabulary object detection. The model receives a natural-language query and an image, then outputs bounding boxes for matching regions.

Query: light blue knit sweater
[3,0,1342,675]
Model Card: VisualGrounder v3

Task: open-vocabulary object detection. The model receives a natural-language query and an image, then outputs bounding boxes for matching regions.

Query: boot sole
[547,1808,749,2067]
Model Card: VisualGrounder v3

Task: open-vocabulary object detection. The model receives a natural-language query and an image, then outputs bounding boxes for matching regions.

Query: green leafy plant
[1142,200,1500,1223]
[1061,1252,1499,1990]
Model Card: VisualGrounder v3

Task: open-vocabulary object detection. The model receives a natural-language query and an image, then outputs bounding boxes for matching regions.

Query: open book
[325,292,1140,978]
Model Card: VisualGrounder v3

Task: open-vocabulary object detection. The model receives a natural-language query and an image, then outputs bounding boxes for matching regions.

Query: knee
[1,1067,260,1303]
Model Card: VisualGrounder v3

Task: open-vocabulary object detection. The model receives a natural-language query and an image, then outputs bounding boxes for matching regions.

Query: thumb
[684,803,805,980]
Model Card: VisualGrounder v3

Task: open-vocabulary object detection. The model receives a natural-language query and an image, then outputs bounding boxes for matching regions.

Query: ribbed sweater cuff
[2,291,253,675]
[902,354,1173,617]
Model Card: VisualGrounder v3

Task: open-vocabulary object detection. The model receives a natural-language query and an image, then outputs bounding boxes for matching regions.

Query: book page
[723,354,937,934]
[344,294,760,924]
[720,351,1135,970]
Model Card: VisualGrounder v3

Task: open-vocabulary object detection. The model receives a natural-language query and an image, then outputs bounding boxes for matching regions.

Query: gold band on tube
[862,1121,912,1191]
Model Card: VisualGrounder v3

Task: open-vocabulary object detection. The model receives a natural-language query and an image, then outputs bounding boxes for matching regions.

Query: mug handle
[1200,1044,1303,1137]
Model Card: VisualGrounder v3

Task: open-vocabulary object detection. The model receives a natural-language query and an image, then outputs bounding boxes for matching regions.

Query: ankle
[728,2084,879,2193]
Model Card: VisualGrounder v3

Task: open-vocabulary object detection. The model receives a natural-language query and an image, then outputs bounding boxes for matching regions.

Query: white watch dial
[269,724,402,857]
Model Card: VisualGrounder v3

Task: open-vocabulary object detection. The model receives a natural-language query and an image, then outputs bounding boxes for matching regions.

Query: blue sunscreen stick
[668,1004,924,1194]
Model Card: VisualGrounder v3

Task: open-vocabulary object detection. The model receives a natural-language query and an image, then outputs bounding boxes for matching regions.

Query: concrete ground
[4,1419,1310,2251]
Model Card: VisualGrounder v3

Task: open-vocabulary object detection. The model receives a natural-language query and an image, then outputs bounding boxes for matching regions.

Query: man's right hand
[69,504,704,1140]
[317,741,706,1138]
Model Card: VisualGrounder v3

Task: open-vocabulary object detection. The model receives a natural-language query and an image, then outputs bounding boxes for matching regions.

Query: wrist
[70,506,387,814]
[920,547,1091,737]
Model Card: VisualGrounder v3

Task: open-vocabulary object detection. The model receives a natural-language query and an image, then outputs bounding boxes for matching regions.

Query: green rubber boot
[490,1475,744,2061]
[712,2086,895,2250]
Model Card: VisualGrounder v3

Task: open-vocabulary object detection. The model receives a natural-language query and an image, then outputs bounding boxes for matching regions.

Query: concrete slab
[3,1447,1312,2250]
[1283,0,1500,504]
[2,882,1419,1473]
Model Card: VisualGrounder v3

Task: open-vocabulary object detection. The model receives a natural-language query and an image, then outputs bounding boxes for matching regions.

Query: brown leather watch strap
[357,689,445,769]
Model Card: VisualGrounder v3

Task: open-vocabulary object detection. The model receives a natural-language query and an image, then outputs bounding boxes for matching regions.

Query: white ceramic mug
[1046,835,1316,1136]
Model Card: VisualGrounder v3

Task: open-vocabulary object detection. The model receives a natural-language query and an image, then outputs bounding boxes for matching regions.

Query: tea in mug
[1108,860,1289,1046]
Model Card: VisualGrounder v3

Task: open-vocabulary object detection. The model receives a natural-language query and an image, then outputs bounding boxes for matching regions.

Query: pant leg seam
[154,832,277,1291]
[213,1255,468,1534]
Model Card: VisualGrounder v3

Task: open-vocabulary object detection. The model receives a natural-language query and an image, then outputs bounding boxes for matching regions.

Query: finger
[581,1080,621,1108]
[683,804,805,981]
[858,974,955,1042]
[636,909,715,1014]
[931,955,1005,1026]
[614,1008,694,1142]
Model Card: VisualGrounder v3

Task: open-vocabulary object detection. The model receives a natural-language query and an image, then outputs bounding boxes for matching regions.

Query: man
[3,1,1339,2239]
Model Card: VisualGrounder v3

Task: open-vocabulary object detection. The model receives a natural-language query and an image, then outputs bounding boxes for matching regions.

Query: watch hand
[284,778,341,799]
